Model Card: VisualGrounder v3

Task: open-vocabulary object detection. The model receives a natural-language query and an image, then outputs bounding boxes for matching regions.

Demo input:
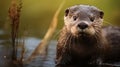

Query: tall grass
[8,0,64,64]
[8,0,22,62]
[26,0,65,62]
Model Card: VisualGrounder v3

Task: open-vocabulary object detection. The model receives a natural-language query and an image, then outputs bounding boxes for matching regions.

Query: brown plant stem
[8,0,22,61]
[26,0,65,62]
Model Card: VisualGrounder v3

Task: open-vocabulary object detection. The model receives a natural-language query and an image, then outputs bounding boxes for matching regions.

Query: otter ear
[65,8,69,16]
[99,11,104,18]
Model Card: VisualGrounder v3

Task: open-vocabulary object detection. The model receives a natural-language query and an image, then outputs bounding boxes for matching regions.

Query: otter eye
[90,17,95,22]
[73,16,77,21]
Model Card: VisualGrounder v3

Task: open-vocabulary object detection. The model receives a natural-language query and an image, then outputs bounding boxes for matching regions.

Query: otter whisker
[104,20,114,26]
[53,29,63,39]
[56,5,120,65]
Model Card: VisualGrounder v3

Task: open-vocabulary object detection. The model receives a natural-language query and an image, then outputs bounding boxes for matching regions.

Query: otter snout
[78,22,88,29]
[71,21,96,36]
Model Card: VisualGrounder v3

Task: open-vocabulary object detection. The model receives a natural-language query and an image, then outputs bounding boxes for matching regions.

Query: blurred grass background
[0,0,120,38]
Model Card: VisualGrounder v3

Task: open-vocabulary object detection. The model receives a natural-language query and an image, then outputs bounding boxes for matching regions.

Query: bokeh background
[0,0,120,67]
[0,0,120,38]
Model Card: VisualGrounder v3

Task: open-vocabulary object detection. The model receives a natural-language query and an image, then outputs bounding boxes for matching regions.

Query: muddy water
[0,37,120,67]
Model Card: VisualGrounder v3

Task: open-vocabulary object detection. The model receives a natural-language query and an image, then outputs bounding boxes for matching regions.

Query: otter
[102,26,120,63]
[56,5,120,66]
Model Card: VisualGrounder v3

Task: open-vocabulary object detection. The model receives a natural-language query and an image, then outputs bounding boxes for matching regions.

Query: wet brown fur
[56,26,109,65]
[56,5,120,66]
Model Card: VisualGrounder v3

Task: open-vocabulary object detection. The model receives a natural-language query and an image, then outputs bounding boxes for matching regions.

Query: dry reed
[8,0,22,62]
[26,0,65,62]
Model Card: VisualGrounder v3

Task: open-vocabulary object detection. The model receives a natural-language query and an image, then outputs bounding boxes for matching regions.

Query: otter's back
[103,26,120,46]
[103,26,120,62]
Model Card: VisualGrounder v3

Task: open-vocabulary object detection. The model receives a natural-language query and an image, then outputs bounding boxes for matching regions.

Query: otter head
[64,5,104,37]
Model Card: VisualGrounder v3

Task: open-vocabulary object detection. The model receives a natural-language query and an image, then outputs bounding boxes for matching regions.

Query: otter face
[64,5,104,37]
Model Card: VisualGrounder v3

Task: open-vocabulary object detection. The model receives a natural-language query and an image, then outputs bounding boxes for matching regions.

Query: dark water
[0,31,120,67]
[0,36,56,67]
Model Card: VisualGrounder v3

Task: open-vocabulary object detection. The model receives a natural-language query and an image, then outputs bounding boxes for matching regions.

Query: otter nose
[78,22,88,29]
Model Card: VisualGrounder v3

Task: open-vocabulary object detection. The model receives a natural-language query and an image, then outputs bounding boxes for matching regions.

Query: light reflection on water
[0,36,120,67]
[0,37,56,67]
[24,37,56,67]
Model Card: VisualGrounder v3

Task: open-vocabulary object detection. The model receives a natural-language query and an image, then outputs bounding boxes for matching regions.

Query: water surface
[0,36,120,67]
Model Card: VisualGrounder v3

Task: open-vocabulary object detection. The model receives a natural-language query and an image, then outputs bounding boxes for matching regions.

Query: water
[24,37,56,67]
[0,36,56,67]
[0,36,120,67]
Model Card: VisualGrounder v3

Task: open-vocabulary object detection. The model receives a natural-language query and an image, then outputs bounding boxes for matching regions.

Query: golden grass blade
[26,0,65,62]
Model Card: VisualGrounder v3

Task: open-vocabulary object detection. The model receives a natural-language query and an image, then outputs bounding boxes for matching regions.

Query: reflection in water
[56,65,115,67]
[0,36,120,67]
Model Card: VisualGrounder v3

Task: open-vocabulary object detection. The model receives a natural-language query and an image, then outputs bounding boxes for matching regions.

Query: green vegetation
[0,0,120,38]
